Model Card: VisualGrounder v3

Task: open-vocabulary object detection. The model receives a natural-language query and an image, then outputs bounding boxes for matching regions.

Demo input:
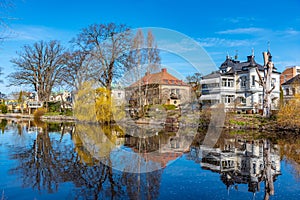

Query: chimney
[247,55,254,62]
[162,68,167,73]
[145,71,150,76]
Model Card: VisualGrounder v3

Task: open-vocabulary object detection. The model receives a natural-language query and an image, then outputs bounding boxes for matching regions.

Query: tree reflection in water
[8,120,166,199]
[5,119,300,199]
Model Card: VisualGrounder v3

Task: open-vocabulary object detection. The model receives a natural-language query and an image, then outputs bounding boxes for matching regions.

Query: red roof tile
[128,68,188,88]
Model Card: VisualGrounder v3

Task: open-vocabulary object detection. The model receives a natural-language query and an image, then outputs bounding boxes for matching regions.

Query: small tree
[186,72,202,110]
[17,90,25,113]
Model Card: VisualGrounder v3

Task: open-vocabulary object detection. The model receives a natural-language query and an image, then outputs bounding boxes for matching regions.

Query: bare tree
[126,29,160,74]
[256,51,275,118]
[71,23,131,91]
[146,30,160,71]
[186,72,202,109]
[60,50,90,91]
[124,29,161,116]
[7,40,66,101]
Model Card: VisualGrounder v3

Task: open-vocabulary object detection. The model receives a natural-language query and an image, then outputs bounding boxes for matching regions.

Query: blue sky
[0,0,300,93]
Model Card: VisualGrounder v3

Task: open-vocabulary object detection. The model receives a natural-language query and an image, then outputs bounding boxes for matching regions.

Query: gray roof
[202,71,221,79]
[282,74,300,85]
[203,53,280,78]
[220,55,264,73]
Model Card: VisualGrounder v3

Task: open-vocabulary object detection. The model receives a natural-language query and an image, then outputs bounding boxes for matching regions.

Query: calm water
[0,118,299,200]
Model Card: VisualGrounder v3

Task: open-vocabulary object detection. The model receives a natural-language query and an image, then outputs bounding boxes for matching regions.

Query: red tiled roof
[128,68,188,88]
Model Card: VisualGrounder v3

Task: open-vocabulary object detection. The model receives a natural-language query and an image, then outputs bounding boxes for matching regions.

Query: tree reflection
[278,135,300,181]
[8,120,167,199]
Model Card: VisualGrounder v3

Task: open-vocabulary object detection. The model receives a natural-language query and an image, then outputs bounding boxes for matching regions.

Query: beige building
[281,74,300,103]
[125,68,191,107]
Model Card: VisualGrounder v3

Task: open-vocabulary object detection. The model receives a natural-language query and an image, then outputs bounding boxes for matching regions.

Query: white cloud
[277,29,300,38]
[197,37,256,47]
[222,17,256,24]
[157,38,200,53]
[8,25,75,43]
[216,27,265,35]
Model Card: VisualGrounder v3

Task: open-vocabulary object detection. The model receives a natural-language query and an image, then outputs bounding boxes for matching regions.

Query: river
[0,118,299,200]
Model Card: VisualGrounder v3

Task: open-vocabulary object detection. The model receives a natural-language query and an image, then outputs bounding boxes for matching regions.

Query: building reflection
[189,134,281,197]
[3,119,291,200]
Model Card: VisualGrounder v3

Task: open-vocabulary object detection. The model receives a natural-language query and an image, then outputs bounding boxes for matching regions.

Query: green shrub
[0,104,7,114]
[47,101,61,112]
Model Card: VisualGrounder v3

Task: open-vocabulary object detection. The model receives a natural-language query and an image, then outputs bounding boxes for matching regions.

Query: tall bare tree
[256,51,275,118]
[124,29,161,116]
[60,50,90,91]
[71,23,131,91]
[126,29,160,74]
[8,40,66,101]
[146,30,160,71]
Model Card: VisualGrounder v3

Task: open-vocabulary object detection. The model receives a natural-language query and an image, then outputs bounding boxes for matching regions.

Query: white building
[200,53,281,113]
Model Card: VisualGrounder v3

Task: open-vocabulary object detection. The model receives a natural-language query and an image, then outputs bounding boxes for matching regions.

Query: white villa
[200,52,281,113]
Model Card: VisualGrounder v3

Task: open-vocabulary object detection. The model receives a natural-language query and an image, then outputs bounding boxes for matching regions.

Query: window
[297,69,300,74]
[222,78,234,87]
[292,88,296,95]
[117,93,121,98]
[271,78,276,87]
[259,94,263,104]
[251,75,255,86]
[222,95,234,104]
[237,97,246,104]
[286,88,289,95]
[240,76,247,88]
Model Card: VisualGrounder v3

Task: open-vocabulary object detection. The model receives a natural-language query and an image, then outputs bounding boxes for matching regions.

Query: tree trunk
[263,139,274,200]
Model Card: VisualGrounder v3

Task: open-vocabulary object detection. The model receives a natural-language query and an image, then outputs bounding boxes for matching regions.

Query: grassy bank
[224,112,299,132]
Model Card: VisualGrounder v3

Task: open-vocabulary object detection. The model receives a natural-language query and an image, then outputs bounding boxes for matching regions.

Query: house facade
[125,68,191,108]
[200,53,281,113]
[281,74,300,103]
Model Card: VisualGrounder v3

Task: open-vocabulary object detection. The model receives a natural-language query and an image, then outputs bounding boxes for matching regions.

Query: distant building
[280,66,300,85]
[200,53,281,113]
[125,68,191,107]
[281,74,300,103]
[49,91,73,109]
[111,86,126,106]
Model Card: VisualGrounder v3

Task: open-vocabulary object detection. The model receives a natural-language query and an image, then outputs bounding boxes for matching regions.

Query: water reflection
[1,118,299,199]
[189,135,281,199]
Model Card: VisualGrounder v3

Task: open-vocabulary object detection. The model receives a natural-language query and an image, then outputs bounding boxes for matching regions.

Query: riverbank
[0,112,298,133]
[0,113,77,122]
[224,113,300,132]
